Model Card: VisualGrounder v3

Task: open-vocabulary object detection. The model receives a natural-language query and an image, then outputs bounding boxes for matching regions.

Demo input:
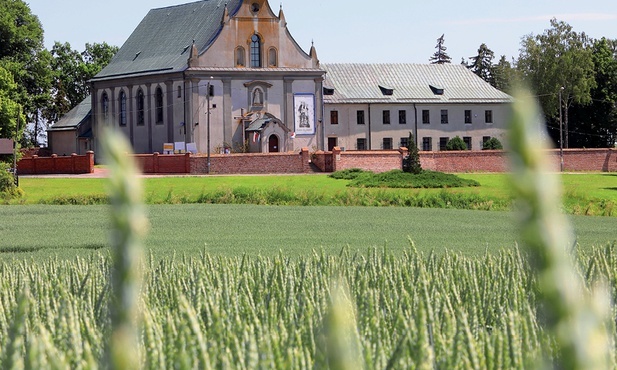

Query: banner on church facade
[293,94,315,135]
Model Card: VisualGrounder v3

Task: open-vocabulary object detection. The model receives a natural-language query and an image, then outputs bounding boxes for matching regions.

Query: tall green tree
[44,42,118,125]
[569,38,617,147]
[517,19,596,148]
[467,43,495,85]
[0,0,51,146]
[429,34,452,64]
[492,55,518,93]
[0,65,24,142]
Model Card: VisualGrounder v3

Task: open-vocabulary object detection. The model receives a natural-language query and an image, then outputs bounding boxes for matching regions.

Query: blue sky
[28,0,617,64]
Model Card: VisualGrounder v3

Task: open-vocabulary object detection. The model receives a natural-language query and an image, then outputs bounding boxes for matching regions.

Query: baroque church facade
[89,0,323,156]
[48,0,512,157]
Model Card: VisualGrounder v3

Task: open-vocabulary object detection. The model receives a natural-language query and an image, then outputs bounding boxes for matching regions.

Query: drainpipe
[413,103,418,147]
[183,71,187,143]
[320,78,325,151]
[367,103,372,150]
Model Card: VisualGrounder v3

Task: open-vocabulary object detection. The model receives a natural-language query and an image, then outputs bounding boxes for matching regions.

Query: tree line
[0,0,118,147]
[433,22,617,148]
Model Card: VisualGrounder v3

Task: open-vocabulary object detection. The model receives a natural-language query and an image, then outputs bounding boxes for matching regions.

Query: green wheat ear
[509,88,612,370]
[101,128,147,370]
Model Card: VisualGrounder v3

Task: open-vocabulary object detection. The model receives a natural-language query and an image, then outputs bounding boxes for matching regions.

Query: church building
[48,0,512,158]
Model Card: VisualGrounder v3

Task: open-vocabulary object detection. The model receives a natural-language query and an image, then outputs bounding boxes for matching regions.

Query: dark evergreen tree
[429,34,452,64]
[402,132,422,174]
[468,44,495,85]
[492,56,517,93]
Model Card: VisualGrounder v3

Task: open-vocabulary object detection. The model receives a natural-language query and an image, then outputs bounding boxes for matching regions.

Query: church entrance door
[268,135,279,153]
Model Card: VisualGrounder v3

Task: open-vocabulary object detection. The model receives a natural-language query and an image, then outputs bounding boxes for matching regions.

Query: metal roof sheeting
[322,63,513,104]
[48,98,92,131]
[93,0,243,80]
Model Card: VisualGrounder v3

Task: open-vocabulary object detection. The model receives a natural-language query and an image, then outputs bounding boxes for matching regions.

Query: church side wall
[92,76,189,156]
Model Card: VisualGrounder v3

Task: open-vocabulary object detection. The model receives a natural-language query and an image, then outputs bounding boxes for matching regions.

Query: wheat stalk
[101,128,147,370]
[508,88,612,370]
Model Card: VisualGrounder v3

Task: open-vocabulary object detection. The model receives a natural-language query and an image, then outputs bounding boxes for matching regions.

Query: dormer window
[379,85,394,96]
[430,85,444,95]
[250,34,262,68]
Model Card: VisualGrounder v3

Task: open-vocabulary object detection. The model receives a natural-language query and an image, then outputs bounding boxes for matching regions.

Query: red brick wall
[551,149,616,172]
[330,148,615,173]
[17,152,94,175]
[191,148,311,174]
[133,153,191,174]
[311,151,332,172]
[419,149,616,173]
[16,148,615,175]
[332,148,408,173]
[420,150,509,173]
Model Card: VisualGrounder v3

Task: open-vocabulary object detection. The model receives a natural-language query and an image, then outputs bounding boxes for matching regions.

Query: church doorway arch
[268,135,279,153]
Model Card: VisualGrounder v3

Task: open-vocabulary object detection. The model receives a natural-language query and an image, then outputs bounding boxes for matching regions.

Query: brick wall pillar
[51,154,57,173]
[332,147,341,172]
[153,152,160,173]
[87,151,94,173]
[71,153,77,173]
[301,147,310,173]
[399,147,408,170]
[185,153,191,174]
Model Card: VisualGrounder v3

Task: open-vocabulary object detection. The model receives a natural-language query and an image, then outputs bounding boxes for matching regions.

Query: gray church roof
[48,98,91,131]
[322,63,513,104]
[93,0,242,80]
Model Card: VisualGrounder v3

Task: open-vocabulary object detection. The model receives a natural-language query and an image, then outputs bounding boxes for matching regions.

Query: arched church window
[137,89,145,126]
[119,91,127,126]
[236,46,245,67]
[250,34,262,68]
[155,87,164,124]
[268,48,277,67]
[102,93,109,121]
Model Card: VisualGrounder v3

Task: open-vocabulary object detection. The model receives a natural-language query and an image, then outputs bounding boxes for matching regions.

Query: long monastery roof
[322,63,512,104]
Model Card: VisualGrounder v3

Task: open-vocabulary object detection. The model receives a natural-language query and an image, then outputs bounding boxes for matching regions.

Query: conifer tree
[429,34,452,64]
[402,132,422,174]
[468,43,495,85]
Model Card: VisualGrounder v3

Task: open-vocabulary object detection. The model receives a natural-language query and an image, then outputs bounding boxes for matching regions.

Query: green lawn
[12,173,617,215]
[1,204,615,260]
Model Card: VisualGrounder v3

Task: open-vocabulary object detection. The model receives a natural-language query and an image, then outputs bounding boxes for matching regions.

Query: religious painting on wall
[293,94,315,135]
